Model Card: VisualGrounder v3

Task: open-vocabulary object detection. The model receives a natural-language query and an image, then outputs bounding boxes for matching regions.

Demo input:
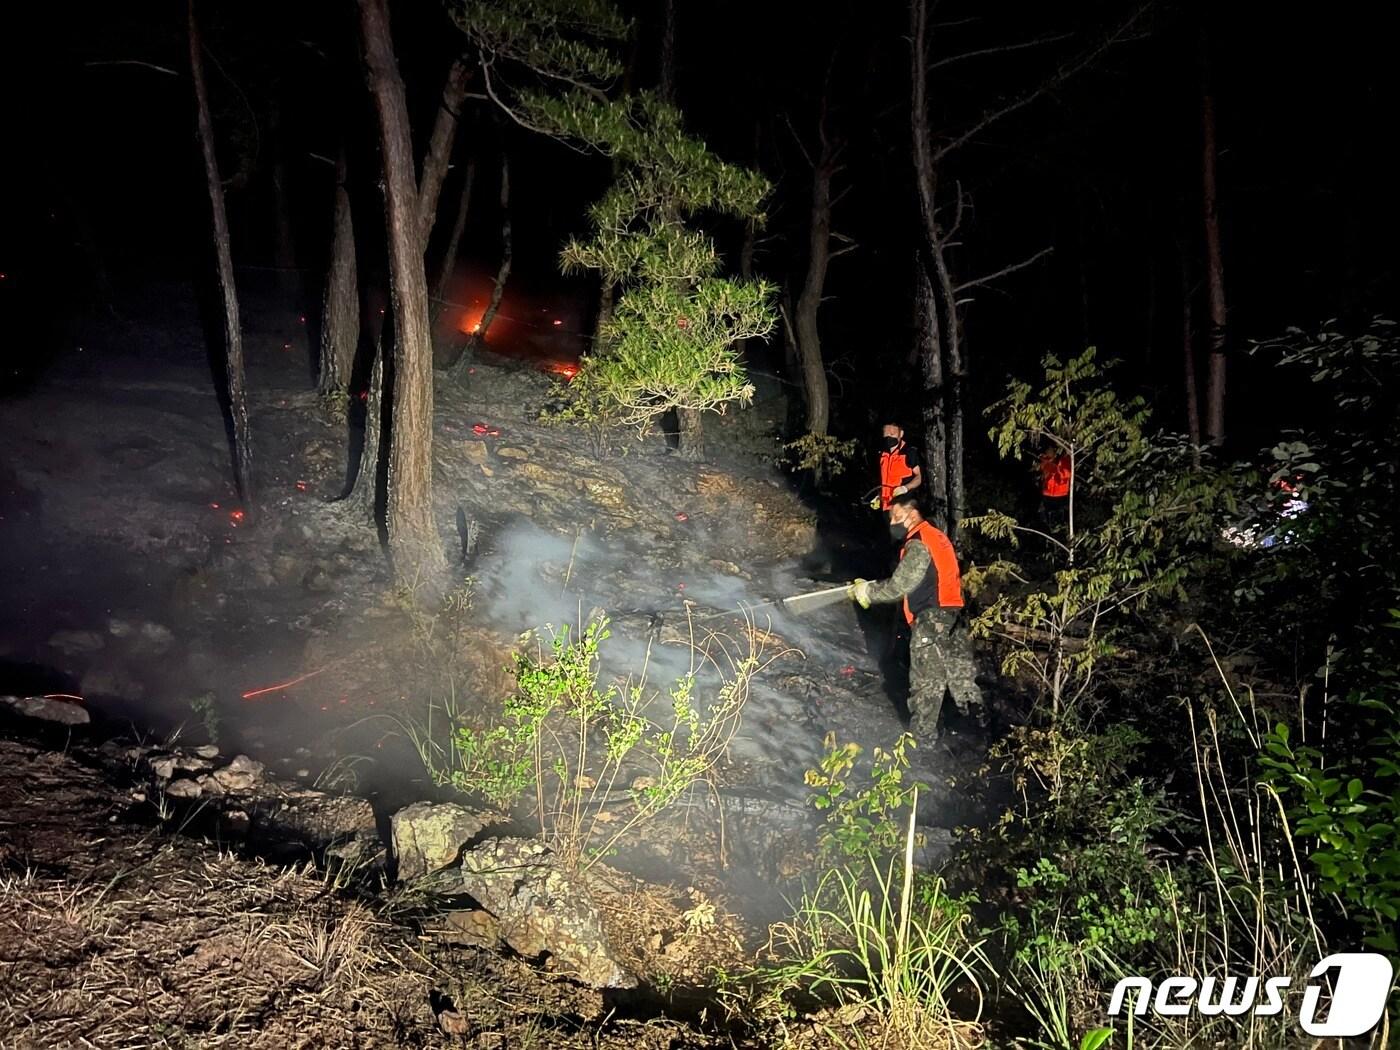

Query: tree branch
[953,246,1053,294]
[932,4,1150,163]
[927,32,1074,72]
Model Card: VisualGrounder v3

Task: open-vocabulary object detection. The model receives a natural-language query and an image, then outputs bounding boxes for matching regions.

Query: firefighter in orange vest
[870,424,924,510]
[1037,444,1071,528]
[847,494,985,739]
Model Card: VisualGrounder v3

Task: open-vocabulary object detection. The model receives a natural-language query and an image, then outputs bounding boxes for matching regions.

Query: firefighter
[1037,443,1071,528]
[870,423,923,510]
[847,494,985,740]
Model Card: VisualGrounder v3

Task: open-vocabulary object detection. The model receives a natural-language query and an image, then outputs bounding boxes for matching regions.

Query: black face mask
[889,522,909,543]
[881,436,900,452]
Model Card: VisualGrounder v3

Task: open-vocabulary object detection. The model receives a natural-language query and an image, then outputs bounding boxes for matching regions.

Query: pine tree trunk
[909,0,948,529]
[189,0,253,506]
[658,0,677,103]
[914,258,949,529]
[416,58,471,245]
[930,240,965,529]
[1180,238,1202,453]
[473,153,511,347]
[677,406,704,461]
[1200,60,1227,446]
[795,150,834,442]
[319,150,359,397]
[350,345,384,519]
[359,0,446,585]
[431,156,476,326]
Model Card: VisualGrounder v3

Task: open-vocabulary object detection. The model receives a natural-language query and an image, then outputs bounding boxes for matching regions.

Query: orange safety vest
[1039,452,1071,498]
[901,519,964,625]
[879,442,916,509]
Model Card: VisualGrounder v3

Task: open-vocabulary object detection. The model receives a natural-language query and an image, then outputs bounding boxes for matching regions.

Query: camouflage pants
[908,608,984,739]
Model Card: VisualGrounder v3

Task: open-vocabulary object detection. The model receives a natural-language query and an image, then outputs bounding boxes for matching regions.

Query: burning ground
[0,290,989,1042]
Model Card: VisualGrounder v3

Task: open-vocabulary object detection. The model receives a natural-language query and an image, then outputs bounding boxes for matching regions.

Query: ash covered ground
[0,286,987,905]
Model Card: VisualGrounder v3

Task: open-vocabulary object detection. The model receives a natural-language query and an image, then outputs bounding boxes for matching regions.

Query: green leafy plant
[964,349,1240,722]
[781,432,858,479]
[805,731,926,861]
[428,614,775,870]
[741,794,991,1048]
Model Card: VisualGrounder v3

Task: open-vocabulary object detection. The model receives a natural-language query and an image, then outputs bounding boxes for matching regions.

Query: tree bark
[451,152,511,375]
[677,406,704,460]
[1180,236,1202,457]
[417,57,471,245]
[319,149,359,397]
[473,153,512,346]
[189,0,253,506]
[1200,51,1227,446]
[929,234,965,528]
[359,0,446,584]
[794,149,834,441]
[431,155,476,325]
[909,0,948,529]
[914,257,949,530]
[658,0,677,103]
[350,345,385,518]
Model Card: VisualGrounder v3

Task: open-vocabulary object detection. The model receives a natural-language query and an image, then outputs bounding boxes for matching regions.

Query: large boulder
[391,801,497,882]
[248,787,378,849]
[1,694,90,726]
[438,837,635,989]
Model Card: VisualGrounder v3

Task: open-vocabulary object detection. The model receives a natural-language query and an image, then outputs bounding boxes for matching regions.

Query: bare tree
[319,149,358,396]
[908,0,1143,529]
[1200,43,1228,446]
[357,0,449,584]
[430,154,477,331]
[790,91,849,453]
[453,151,511,373]
[188,0,253,505]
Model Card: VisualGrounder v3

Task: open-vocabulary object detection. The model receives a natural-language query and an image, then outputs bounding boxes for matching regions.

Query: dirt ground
[0,732,772,1048]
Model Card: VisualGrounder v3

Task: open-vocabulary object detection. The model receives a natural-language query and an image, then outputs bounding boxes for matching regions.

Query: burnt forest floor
[0,283,1003,1044]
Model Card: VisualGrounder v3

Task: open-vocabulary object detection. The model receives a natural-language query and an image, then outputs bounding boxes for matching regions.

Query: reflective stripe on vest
[901,519,964,625]
[879,443,914,509]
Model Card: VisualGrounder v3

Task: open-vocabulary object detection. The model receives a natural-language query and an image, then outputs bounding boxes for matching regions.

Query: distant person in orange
[872,423,923,510]
[1038,444,1071,528]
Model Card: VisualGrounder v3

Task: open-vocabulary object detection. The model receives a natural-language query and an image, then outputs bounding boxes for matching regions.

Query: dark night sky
[4,1,1396,454]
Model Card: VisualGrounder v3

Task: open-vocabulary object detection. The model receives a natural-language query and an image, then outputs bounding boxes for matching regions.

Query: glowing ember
[229,509,246,525]
[470,423,502,437]
[295,480,308,492]
[210,502,220,509]
[674,511,689,522]
[552,319,563,326]
[242,666,329,700]
[548,361,579,379]
[841,665,855,677]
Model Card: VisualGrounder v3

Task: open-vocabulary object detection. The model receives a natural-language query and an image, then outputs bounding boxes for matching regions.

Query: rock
[461,441,489,465]
[79,662,145,700]
[391,801,496,882]
[496,446,528,460]
[149,756,177,780]
[165,778,202,800]
[437,1009,471,1037]
[212,754,264,793]
[302,564,334,593]
[192,744,220,760]
[440,837,635,989]
[326,830,387,873]
[1,695,90,726]
[48,629,105,656]
[439,909,501,948]
[249,788,377,849]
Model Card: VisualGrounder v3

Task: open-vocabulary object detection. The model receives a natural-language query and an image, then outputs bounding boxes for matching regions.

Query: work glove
[847,578,871,609]
[892,485,908,497]
[868,495,882,510]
